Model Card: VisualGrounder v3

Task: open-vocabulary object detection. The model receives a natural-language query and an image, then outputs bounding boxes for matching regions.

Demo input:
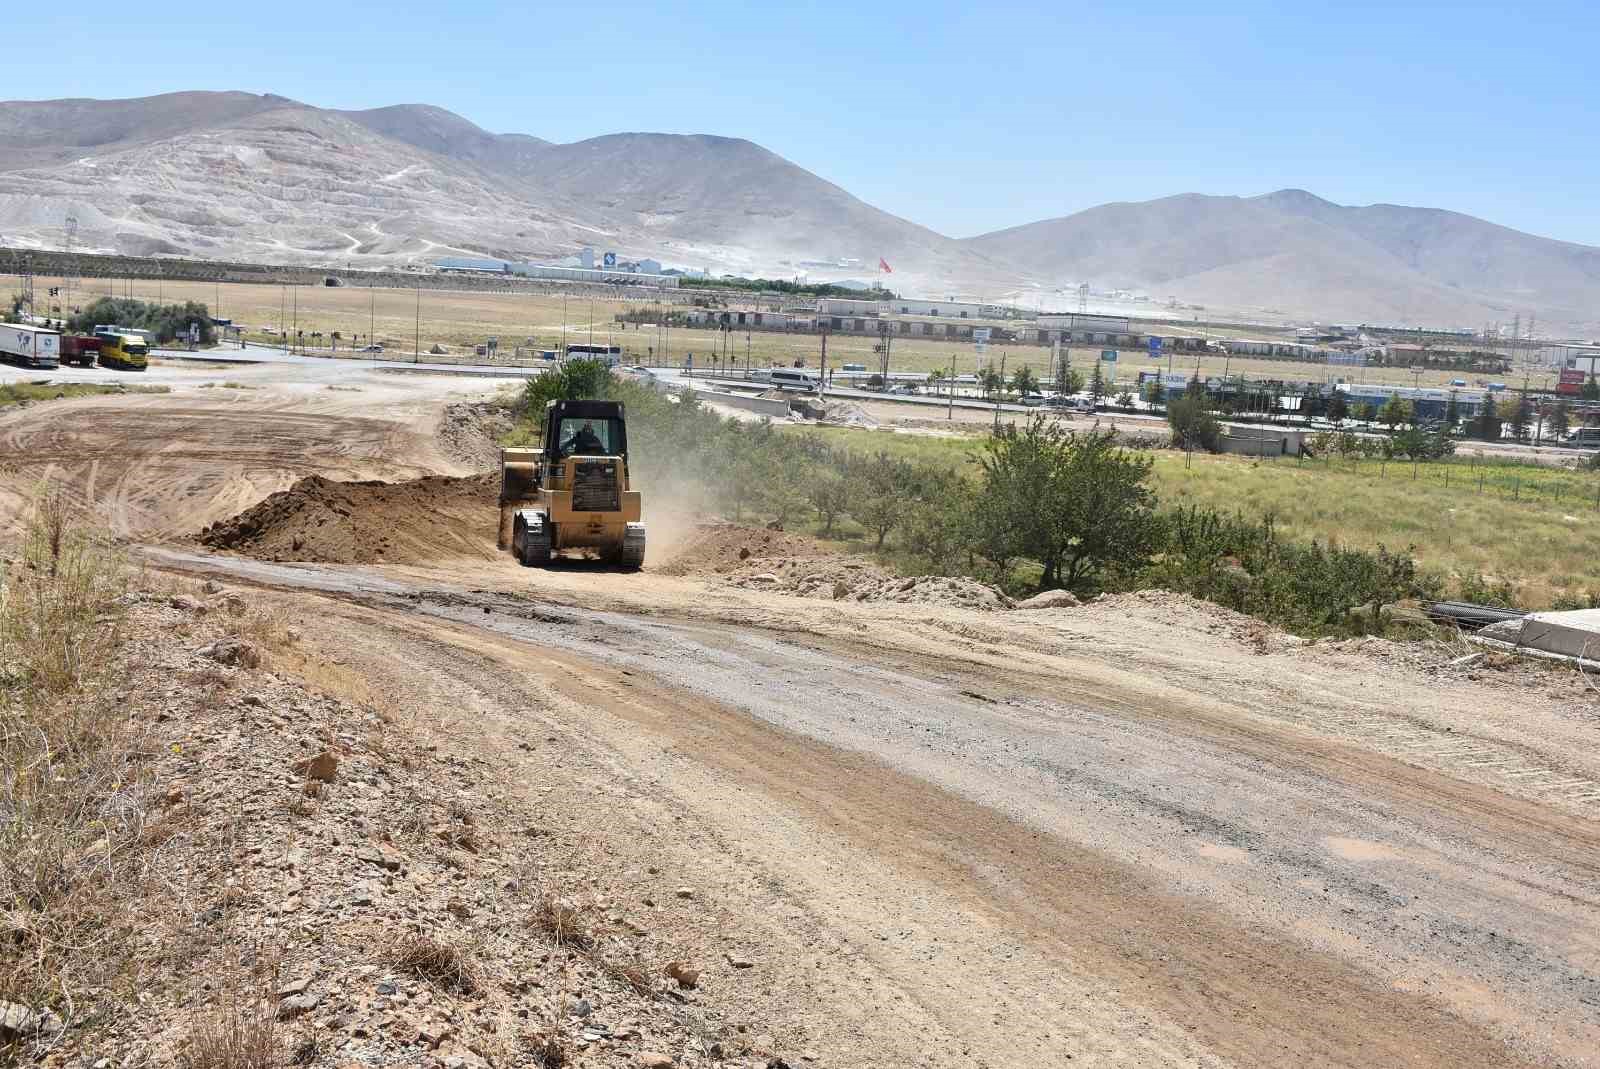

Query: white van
[770,368,821,393]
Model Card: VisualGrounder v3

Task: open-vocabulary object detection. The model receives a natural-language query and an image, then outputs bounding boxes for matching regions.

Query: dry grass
[180,997,279,1069]
[389,934,482,995]
[531,896,596,951]
[0,487,151,1028]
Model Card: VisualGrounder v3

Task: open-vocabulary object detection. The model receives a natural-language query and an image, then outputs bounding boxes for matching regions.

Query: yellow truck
[93,331,149,371]
[499,399,645,568]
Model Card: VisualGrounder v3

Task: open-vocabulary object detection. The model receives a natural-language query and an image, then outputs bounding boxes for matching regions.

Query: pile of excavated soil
[435,400,516,470]
[656,521,836,577]
[198,473,499,564]
[662,522,1013,610]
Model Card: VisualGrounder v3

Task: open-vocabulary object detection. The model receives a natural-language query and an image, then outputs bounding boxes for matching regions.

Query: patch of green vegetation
[0,382,169,407]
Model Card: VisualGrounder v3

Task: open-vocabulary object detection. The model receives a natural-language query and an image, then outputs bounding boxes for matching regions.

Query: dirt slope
[199,473,497,564]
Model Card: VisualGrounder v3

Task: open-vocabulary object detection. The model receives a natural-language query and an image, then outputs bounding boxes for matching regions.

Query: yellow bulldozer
[499,398,645,568]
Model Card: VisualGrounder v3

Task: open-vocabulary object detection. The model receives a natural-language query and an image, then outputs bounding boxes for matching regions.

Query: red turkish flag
[878,258,893,273]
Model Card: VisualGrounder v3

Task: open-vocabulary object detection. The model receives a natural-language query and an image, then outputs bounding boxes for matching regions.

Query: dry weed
[531,896,596,951]
[180,997,278,1069]
[388,934,482,995]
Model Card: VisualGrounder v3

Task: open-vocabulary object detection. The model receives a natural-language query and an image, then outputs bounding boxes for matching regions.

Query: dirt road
[4,366,1599,1066]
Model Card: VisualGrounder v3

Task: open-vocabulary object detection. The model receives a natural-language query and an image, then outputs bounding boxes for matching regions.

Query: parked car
[1020,394,1044,406]
[362,344,384,353]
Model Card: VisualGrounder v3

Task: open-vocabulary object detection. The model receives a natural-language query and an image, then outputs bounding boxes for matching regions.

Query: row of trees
[62,297,217,345]
[517,360,1432,634]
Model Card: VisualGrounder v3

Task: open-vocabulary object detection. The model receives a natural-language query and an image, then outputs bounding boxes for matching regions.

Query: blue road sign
[1149,336,1162,353]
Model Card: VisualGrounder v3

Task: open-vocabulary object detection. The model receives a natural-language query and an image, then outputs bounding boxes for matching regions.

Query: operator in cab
[561,420,605,456]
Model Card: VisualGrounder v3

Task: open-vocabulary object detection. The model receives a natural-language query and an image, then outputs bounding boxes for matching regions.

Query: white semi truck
[1,323,61,369]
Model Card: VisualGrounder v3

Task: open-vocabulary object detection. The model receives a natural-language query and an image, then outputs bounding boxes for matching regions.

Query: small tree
[806,469,850,536]
[1509,388,1531,442]
[848,451,917,549]
[1444,390,1460,429]
[1548,400,1571,439]
[1089,361,1106,407]
[1583,374,1600,402]
[1327,390,1348,425]
[1379,393,1410,432]
[1115,390,1135,408]
[521,357,615,418]
[1167,395,1222,452]
[1475,393,1500,441]
[1359,402,1379,424]
[1056,367,1085,396]
[926,368,945,396]
[1142,378,1165,412]
[1011,366,1039,398]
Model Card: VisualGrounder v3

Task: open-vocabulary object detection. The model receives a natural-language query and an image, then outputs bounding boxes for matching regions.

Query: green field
[793,424,1600,608]
[1,382,168,408]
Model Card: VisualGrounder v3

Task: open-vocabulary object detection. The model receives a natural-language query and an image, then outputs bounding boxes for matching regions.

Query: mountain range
[1,90,1596,335]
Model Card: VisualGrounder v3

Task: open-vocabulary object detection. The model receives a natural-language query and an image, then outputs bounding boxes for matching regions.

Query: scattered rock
[197,638,261,668]
[292,749,340,783]
[1014,589,1081,610]
[635,1054,675,1069]
[737,547,751,560]
[674,887,695,899]
[276,992,319,1019]
[0,1000,38,1037]
[665,961,700,989]
[746,573,780,585]
[201,580,222,594]
[170,595,201,612]
[572,997,593,1018]
[725,953,755,969]
[276,977,313,998]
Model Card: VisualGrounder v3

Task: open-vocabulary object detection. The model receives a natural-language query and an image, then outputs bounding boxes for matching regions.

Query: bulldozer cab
[545,399,628,463]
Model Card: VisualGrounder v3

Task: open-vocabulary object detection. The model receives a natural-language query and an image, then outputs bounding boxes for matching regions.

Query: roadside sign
[973,327,990,356]
[1101,349,1118,362]
[1148,336,1162,354]
[603,251,617,267]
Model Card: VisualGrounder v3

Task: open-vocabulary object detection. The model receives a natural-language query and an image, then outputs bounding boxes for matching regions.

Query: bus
[94,331,149,371]
[769,368,821,393]
[564,343,623,366]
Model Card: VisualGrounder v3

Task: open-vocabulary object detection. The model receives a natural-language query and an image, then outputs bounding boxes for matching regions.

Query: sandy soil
[3,359,1599,1068]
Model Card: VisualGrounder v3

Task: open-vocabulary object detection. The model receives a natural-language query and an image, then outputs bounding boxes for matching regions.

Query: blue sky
[6,0,1599,244]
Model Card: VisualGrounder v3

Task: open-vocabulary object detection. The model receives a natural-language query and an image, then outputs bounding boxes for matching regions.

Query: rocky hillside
[0,91,1005,293]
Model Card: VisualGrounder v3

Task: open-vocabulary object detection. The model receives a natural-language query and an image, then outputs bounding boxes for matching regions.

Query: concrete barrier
[690,386,791,418]
[1480,609,1600,661]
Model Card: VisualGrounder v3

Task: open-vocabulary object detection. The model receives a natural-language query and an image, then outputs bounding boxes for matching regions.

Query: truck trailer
[59,334,102,367]
[1,323,61,368]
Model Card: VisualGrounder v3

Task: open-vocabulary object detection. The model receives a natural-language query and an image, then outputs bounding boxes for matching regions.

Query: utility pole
[562,293,568,355]
[819,321,829,398]
[368,286,375,349]
[292,286,298,353]
[414,283,420,363]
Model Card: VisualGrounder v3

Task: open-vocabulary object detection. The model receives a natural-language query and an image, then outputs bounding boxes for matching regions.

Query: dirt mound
[198,472,499,564]
[656,521,836,577]
[435,400,516,470]
[818,400,876,427]
[661,522,1012,610]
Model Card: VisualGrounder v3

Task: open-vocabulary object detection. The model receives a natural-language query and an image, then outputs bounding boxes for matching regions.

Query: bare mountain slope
[0,102,574,261]
[0,91,1006,290]
[966,190,1600,331]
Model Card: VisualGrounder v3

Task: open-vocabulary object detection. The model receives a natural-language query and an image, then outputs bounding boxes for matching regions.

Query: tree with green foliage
[977,366,1003,400]
[926,368,945,396]
[1142,378,1165,411]
[1583,373,1600,402]
[1326,390,1348,425]
[1475,393,1500,441]
[66,296,215,345]
[1359,402,1379,424]
[1167,395,1222,452]
[806,468,851,536]
[847,451,918,549]
[1444,391,1460,429]
[1115,390,1135,408]
[1056,367,1085,397]
[1379,393,1410,432]
[1088,361,1106,406]
[1011,366,1039,398]
[977,419,1160,592]
[1548,400,1571,439]
[519,357,616,420]
[1509,388,1531,442]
